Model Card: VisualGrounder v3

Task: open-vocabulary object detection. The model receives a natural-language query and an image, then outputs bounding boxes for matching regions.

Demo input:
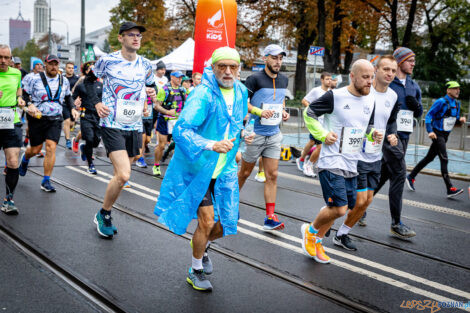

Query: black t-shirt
[65,74,79,90]
[73,77,102,120]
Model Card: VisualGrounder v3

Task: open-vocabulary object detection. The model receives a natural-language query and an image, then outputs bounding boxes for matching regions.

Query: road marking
[274,169,470,219]
[66,165,470,309]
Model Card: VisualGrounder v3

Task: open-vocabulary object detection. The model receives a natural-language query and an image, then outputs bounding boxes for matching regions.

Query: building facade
[9,18,31,50]
[33,0,49,42]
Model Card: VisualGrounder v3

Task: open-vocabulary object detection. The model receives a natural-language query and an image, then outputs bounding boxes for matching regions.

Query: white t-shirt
[304,86,328,124]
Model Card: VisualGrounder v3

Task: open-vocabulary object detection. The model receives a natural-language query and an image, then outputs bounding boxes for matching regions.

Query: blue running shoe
[66,139,72,149]
[94,211,114,238]
[406,175,416,191]
[87,164,97,175]
[186,267,212,291]
[136,157,148,168]
[79,143,87,161]
[41,180,56,192]
[123,181,131,188]
[263,214,285,231]
[18,153,29,177]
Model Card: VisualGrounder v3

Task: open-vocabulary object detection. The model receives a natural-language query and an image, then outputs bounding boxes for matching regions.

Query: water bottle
[244,119,255,137]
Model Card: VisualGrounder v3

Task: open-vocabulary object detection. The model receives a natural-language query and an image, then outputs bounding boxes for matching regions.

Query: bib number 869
[123,109,136,116]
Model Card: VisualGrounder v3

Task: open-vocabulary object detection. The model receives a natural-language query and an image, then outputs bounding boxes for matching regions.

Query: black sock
[100,208,110,216]
[5,167,19,199]
[85,141,94,166]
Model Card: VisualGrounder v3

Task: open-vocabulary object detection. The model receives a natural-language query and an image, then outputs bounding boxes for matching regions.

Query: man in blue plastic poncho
[154,47,251,292]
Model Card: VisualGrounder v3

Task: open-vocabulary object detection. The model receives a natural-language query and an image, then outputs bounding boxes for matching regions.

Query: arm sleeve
[92,57,106,79]
[303,91,334,142]
[386,100,400,135]
[425,99,443,133]
[364,104,376,142]
[144,59,155,86]
[86,79,101,106]
[64,95,74,110]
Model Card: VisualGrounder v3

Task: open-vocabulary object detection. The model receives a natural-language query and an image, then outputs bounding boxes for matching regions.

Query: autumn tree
[11,39,41,71]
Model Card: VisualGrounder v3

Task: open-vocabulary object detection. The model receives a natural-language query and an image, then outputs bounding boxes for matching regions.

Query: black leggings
[410,130,452,191]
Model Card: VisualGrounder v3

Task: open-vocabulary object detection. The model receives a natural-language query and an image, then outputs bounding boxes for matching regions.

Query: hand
[460,117,466,124]
[95,102,110,118]
[71,108,80,120]
[324,132,338,145]
[74,96,82,109]
[213,138,236,153]
[429,132,437,140]
[17,97,26,109]
[372,130,383,144]
[26,104,40,117]
[244,133,255,145]
[282,109,290,121]
[146,87,156,99]
[167,108,176,117]
[387,134,398,146]
[261,109,274,119]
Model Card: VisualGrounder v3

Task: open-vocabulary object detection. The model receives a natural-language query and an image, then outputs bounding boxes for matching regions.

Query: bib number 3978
[0,108,14,129]
[340,127,365,154]
[397,110,413,132]
[115,99,143,126]
[260,103,283,126]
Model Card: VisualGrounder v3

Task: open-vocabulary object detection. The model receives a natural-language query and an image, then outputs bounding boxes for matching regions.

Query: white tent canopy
[151,38,194,71]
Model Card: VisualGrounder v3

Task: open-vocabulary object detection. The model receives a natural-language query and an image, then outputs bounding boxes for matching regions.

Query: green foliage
[11,39,41,71]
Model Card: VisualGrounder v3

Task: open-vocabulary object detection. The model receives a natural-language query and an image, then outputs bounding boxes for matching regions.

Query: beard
[215,75,235,88]
[267,62,280,74]
[354,82,370,95]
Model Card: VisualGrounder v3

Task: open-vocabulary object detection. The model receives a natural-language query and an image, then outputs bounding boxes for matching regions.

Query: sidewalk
[282,133,470,181]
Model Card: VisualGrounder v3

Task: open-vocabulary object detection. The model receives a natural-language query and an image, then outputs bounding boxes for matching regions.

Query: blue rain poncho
[154,67,248,236]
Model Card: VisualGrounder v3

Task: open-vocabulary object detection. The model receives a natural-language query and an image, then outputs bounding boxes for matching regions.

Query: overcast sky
[0,0,120,45]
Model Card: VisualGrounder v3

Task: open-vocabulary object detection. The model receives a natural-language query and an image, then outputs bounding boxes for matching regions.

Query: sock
[308,224,319,235]
[85,142,93,165]
[42,176,50,183]
[315,237,323,244]
[154,163,160,167]
[5,168,19,198]
[266,203,275,216]
[192,256,203,270]
[300,157,305,162]
[100,208,111,216]
[336,223,351,237]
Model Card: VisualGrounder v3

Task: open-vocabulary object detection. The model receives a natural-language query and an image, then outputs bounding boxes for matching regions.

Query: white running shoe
[303,161,315,177]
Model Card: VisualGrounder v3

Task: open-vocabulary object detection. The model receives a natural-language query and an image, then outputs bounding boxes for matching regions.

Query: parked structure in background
[33,0,49,42]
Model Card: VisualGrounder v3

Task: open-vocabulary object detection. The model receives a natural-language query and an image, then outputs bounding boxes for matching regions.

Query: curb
[406,166,470,182]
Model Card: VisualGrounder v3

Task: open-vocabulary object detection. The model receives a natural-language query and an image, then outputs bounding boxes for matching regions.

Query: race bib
[167,119,177,134]
[115,99,143,126]
[443,116,456,132]
[0,108,15,129]
[340,127,365,154]
[260,103,283,126]
[363,129,384,154]
[397,110,413,132]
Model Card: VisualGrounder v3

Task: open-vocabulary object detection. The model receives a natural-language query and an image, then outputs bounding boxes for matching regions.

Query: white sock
[192,256,203,270]
[337,223,351,237]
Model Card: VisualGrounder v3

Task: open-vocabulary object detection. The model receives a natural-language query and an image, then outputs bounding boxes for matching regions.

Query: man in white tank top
[301,59,383,263]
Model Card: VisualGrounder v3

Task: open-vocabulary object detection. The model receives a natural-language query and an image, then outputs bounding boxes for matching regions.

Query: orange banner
[193,0,237,74]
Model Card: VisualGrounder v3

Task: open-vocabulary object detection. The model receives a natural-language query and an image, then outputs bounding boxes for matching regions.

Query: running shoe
[37,152,44,158]
[72,137,79,153]
[186,267,213,291]
[263,214,285,231]
[296,158,304,171]
[94,211,114,238]
[314,242,331,264]
[447,187,463,198]
[136,157,148,168]
[87,164,97,175]
[303,161,315,177]
[18,153,29,177]
[391,222,416,239]
[1,199,18,215]
[66,139,72,149]
[79,143,87,161]
[358,212,367,227]
[41,180,56,192]
[301,223,316,257]
[333,233,357,251]
[406,175,416,191]
[123,182,131,188]
[152,165,161,176]
[254,171,266,183]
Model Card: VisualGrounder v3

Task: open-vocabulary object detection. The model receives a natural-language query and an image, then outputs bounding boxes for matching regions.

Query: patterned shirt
[27,73,71,117]
[93,51,155,130]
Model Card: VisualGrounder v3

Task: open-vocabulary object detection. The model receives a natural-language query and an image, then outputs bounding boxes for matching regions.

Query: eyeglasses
[125,33,143,39]
[216,64,238,71]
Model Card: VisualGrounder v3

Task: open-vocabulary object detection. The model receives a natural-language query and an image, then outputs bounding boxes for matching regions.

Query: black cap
[156,61,166,70]
[119,21,146,34]
[45,54,60,63]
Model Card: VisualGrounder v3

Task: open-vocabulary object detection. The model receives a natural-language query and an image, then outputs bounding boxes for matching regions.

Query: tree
[11,39,41,71]
[37,33,65,57]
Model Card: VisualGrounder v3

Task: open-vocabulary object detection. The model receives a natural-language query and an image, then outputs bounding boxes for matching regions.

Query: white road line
[66,166,470,309]
[239,219,470,299]
[275,170,470,219]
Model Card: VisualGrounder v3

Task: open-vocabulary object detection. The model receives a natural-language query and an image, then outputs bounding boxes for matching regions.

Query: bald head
[351,59,374,74]
[349,59,374,96]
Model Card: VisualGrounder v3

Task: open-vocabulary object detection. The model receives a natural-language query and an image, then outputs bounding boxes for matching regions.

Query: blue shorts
[309,134,322,145]
[318,170,357,209]
[156,115,169,136]
[357,160,381,192]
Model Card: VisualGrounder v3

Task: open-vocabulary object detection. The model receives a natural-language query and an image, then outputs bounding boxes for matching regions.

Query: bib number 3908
[340,127,365,154]
[0,108,14,129]
[115,99,143,126]
[397,110,413,132]
[260,103,283,126]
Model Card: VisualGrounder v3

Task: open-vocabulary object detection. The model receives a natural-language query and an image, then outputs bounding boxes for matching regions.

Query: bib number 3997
[0,108,14,129]
[115,99,143,126]
[340,127,365,154]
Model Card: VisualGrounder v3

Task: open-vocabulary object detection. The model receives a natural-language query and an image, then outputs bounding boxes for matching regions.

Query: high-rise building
[33,0,49,42]
[9,3,31,51]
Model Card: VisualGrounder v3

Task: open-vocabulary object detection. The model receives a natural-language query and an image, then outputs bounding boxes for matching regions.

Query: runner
[63,61,79,149]
[89,22,172,238]
[152,71,186,176]
[19,55,78,192]
[407,81,466,197]
[12,57,28,79]
[238,44,290,231]
[334,55,399,251]
[72,61,102,174]
[0,44,25,215]
[153,61,168,129]
[22,59,44,148]
[135,84,157,168]
[154,47,251,291]
[373,47,422,238]
[301,59,383,263]
[298,72,332,177]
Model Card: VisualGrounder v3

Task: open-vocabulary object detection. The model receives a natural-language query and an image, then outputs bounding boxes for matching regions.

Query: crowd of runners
[0,21,466,292]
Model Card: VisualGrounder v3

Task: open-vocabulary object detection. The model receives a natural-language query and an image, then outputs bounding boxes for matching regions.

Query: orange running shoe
[314,241,331,264]
[301,223,316,258]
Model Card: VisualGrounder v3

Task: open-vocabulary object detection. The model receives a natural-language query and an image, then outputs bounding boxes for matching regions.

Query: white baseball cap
[263,44,286,57]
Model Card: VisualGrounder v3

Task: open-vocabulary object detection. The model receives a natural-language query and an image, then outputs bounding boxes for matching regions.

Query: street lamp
[52,19,69,45]
[48,0,51,54]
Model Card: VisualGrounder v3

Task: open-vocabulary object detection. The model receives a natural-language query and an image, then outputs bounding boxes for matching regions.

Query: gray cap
[13,57,21,64]
[263,44,286,57]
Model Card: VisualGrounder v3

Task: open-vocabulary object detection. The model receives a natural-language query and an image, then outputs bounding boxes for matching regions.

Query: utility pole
[48,0,52,54]
[80,0,85,66]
